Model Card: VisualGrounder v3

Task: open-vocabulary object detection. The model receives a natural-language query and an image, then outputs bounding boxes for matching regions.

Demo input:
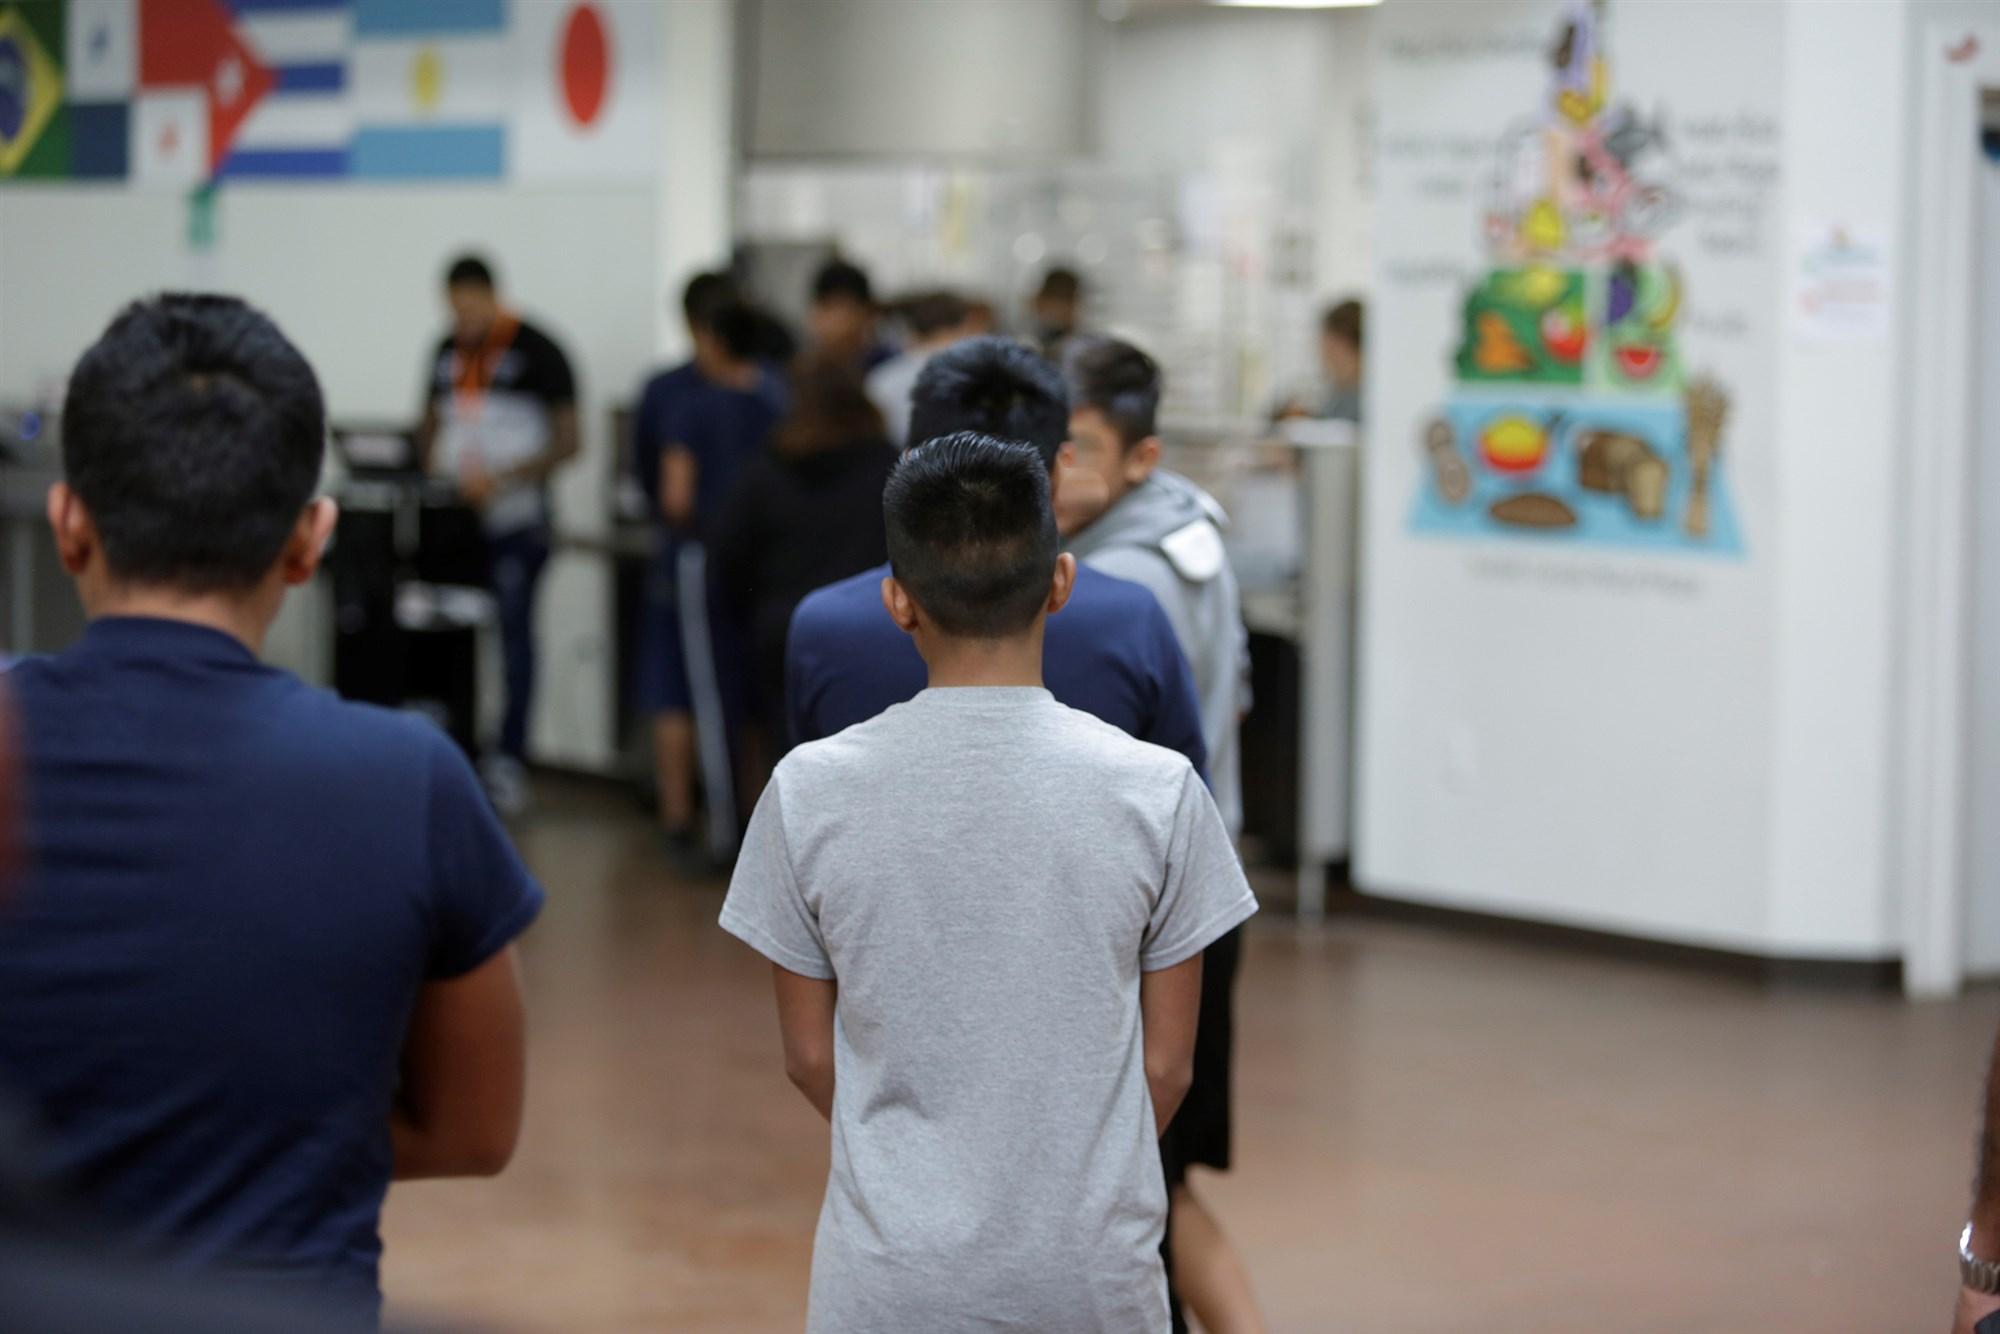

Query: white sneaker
[480,754,531,820]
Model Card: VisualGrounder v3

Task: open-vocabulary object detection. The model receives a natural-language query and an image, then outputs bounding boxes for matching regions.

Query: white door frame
[1899,24,2000,998]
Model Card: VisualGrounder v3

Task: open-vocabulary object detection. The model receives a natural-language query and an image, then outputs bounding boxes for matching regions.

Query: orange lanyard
[450,312,519,422]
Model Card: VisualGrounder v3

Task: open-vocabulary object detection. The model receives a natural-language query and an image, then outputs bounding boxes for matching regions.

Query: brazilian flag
[0,0,67,180]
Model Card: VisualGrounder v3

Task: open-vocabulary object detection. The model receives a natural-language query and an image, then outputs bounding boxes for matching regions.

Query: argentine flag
[350,0,505,179]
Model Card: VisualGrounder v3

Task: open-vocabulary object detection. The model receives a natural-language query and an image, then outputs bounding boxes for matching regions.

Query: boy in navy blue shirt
[633,273,786,865]
[785,337,1206,768]
[0,296,543,1323]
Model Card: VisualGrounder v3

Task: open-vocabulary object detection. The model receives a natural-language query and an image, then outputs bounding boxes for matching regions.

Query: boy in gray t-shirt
[720,433,1256,1333]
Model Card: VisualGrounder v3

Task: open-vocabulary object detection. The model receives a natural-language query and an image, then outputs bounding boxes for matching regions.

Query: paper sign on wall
[1791,224,1892,343]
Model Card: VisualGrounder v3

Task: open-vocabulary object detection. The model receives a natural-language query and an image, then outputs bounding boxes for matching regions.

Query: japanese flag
[509,0,660,182]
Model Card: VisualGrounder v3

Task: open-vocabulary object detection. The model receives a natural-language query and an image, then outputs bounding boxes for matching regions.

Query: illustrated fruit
[1473,312,1535,374]
[1541,307,1587,363]
[1643,264,1682,333]
[1607,263,1638,325]
[1510,266,1570,308]
[1478,415,1550,475]
[1613,344,1663,379]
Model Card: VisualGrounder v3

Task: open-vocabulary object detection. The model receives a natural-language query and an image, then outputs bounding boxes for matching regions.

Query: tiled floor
[381,783,1998,1332]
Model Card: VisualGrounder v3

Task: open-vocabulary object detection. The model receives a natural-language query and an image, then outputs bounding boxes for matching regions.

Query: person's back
[723,435,1254,1331]
[711,354,896,727]
[0,295,541,1320]
[782,336,1207,769]
[741,693,1241,1326]
[788,558,1200,755]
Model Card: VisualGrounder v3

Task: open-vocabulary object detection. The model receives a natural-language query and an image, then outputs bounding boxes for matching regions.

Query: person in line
[710,353,896,774]
[1029,264,1086,362]
[721,433,1257,1331]
[415,254,580,816]
[865,290,973,448]
[633,276,787,869]
[786,337,1206,768]
[1280,297,1365,426]
[1954,1030,2000,1332]
[806,258,894,374]
[1063,336,1262,1334]
[0,295,541,1324]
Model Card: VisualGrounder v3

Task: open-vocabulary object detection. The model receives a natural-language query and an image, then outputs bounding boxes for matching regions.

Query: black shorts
[1159,924,1242,1188]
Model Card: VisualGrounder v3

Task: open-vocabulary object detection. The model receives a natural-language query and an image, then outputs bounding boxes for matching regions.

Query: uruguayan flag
[349,0,505,179]
[224,0,353,179]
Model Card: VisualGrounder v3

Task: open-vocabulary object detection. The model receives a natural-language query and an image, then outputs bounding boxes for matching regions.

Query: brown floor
[381,782,1998,1332]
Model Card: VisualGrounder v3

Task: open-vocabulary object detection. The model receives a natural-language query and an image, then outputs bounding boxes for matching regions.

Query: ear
[45,482,96,576]
[1046,552,1076,617]
[880,574,922,637]
[280,498,340,587]
[1122,436,1163,485]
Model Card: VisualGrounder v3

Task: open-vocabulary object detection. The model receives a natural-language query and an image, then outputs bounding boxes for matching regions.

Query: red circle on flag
[560,5,609,129]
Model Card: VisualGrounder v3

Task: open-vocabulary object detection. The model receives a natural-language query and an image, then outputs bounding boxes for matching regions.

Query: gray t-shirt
[719,687,1257,1333]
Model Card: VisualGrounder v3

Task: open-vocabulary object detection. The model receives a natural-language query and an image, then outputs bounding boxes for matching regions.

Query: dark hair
[774,353,886,459]
[883,432,1058,639]
[682,270,739,328]
[62,294,326,591]
[1064,336,1161,449]
[1036,267,1082,303]
[894,290,970,340]
[907,336,1070,468]
[1323,298,1364,351]
[812,259,874,306]
[445,253,495,290]
[707,301,767,363]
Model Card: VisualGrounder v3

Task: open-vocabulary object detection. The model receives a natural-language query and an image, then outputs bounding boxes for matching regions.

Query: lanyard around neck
[451,313,520,418]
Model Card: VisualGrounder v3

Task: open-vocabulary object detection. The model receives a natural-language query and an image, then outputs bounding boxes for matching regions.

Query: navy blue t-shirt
[632,361,786,529]
[785,562,1209,773]
[0,618,544,1317]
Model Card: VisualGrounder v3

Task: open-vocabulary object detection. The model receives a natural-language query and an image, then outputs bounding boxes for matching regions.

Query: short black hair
[883,432,1058,640]
[682,270,739,328]
[812,258,873,306]
[1036,267,1082,303]
[707,300,765,363]
[1064,336,1161,449]
[445,253,495,290]
[907,336,1070,468]
[894,289,971,339]
[1323,298,1363,351]
[62,294,326,591]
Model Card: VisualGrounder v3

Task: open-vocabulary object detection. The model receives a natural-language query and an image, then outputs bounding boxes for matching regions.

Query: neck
[919,626,1047,689]
[697,351,757,390]
[85,586,275,655]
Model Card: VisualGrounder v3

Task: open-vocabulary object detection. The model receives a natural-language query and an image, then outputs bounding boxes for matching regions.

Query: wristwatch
[1963,1224,2000,1293]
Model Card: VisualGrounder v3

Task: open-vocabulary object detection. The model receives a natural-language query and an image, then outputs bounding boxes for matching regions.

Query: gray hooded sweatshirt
[1067,469,1250,835]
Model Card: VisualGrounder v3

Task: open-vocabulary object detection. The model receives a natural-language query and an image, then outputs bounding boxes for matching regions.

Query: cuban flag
[349,0,505,179]
[222,0,354,178]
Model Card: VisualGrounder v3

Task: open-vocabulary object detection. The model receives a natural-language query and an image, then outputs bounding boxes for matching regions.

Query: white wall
[1764,0,1910,953]
[1357,0,1896,956]
[0,0,738,771]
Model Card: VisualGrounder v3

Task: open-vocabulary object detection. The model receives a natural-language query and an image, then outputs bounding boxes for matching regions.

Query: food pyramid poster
[1411,0,1742,557]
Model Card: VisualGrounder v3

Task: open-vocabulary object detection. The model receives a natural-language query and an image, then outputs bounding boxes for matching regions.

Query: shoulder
[1046,699,1197,783]
[1064,563,1174,635]
[791,567,885,636]
[513,319,567,356]
[264,682,466,780]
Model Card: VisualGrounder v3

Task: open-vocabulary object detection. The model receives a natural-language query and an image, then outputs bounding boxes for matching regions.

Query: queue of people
[0,245,1360,1332]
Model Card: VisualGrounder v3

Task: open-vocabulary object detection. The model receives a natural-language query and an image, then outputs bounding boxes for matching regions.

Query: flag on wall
[0,0,661,185]
[0,2,68,178]
[510,0,657,182]
[349,0,504,179]
[222,0,352,178]
[136,0,273,182]
[65,0,134,177]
